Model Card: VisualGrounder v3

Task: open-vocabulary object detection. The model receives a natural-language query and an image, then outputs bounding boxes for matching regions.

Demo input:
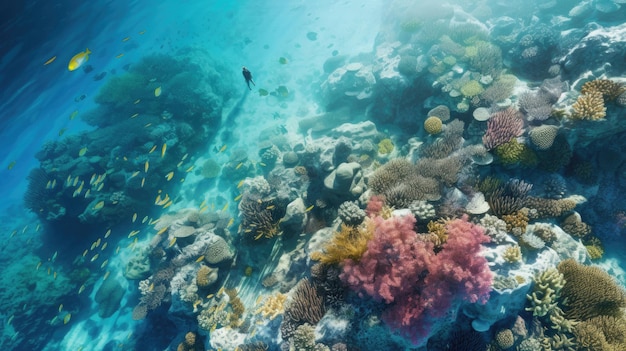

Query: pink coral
[482,108,524,150]
[340,214,493,345]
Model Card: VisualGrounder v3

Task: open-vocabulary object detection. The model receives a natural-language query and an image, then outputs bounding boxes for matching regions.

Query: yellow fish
[182,153,188,160]
[93,201,105,210]
[131,171,140,178]
[180,177,185,183]
[44,56,57,65]
[122,36,130,42]
[134,99,141,104]
[163,200,173,208]
[104,229,111,238]
[141,177,145,187]
[195,255,205,263]
[116,53,124,59]
[234,194,242,201]
[58,128,67,136]
[218,144,227,153]
[68,48,91,71]
[139,30,146,35]
[36,261,42,270]
[259,162,267,167]
[156,226,169,235]
[63,313,71,325]
[58,304,64,312]
[167,237,177,248]
[78,147,88,157]
[128,230,140,238]
[96,182,104,191]
[154,86,162,97]
[235,162,243,170]
[142,215,149,223]
[161,143,167,158]
[100,259,109,269]
[227,218,234,228]
[78,284,86,294]
[237,180,244,188]
[103,271,110,280]
[131,113,139,118]
[144,160,149,173]
[84,189,91,198]
[73,175,79,186]
[132,213,137,222]
[221,203,229,212]
[51,179,57,188]
[91,253,99,262]
[7,161,16,170]
[149,145,157,153]
[53,271,57,279]
[70,110,78,120]
[165,171,174,181]
[101,242,108,250]
[185,165,194,172]
[82,249,88,257]
[305,205,315,212]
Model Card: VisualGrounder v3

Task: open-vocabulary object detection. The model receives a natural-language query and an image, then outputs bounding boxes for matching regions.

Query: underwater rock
[124,248,152,280]
[560,23,626,78]
[320,62,376,107]
[280,197,307,233]
[323,162,365,200]
[94,278,125,318]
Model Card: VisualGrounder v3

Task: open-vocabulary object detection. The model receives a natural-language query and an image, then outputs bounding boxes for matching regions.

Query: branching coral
[482,108,524,150]
[255,292,287,320]
[571,92,606,120]
[311,220,374,265]
[484,178,533,216]
[525,197,577,219]
[580,79,625,101]
[526,268,565,318]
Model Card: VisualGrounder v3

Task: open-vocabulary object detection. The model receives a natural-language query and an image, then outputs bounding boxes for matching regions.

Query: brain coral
[424,116,443,135]
[529,125,559,150]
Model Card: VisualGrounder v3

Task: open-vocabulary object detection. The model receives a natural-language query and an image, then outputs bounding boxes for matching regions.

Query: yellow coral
[581,79,625,101]
[377,138,394,154]
[460,80,484,97]
[255,292,287,320]
[424,116,443,135]
[427,218,449,247]
[311,220,374,265]
[502,245,522,263]
[571,92,606,120]
[502,209,529,234]
[196,265,214,287]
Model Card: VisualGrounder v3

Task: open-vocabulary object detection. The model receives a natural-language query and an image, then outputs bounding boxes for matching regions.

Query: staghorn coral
[580,79,625,101]
[481,74,517,104]
[485,178,533,217]
[571,92,606,120]
[502,245,522,263]
[424,116,443,135]
[558,259,626,321]
[255,292,287,320]
[414,155,464,186]
[519,90,554,121]
[526,268,565,318]
[482,108,524,150]
[311,220,374,265]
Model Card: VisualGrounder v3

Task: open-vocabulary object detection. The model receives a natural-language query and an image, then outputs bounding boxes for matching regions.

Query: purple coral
[482,108,524,150]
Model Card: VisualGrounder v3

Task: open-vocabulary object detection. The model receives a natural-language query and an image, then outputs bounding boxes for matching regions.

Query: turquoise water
[1,1,626,350]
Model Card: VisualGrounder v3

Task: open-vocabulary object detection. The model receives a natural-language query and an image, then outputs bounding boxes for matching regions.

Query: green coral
[377,138,394,154]
[495,138,523,165]
[526,268,565,318]
[460,80,484,97]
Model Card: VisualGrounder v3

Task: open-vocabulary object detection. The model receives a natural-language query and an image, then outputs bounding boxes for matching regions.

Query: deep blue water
[1,0,626,350]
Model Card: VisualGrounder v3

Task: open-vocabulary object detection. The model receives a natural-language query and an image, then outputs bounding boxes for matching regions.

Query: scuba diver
[242,66,255,90]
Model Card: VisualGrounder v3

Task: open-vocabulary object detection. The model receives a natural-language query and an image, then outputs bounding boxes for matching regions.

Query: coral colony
[5,1,626,351]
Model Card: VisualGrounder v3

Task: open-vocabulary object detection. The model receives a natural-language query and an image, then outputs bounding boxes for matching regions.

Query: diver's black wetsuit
[242,66,255,90]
